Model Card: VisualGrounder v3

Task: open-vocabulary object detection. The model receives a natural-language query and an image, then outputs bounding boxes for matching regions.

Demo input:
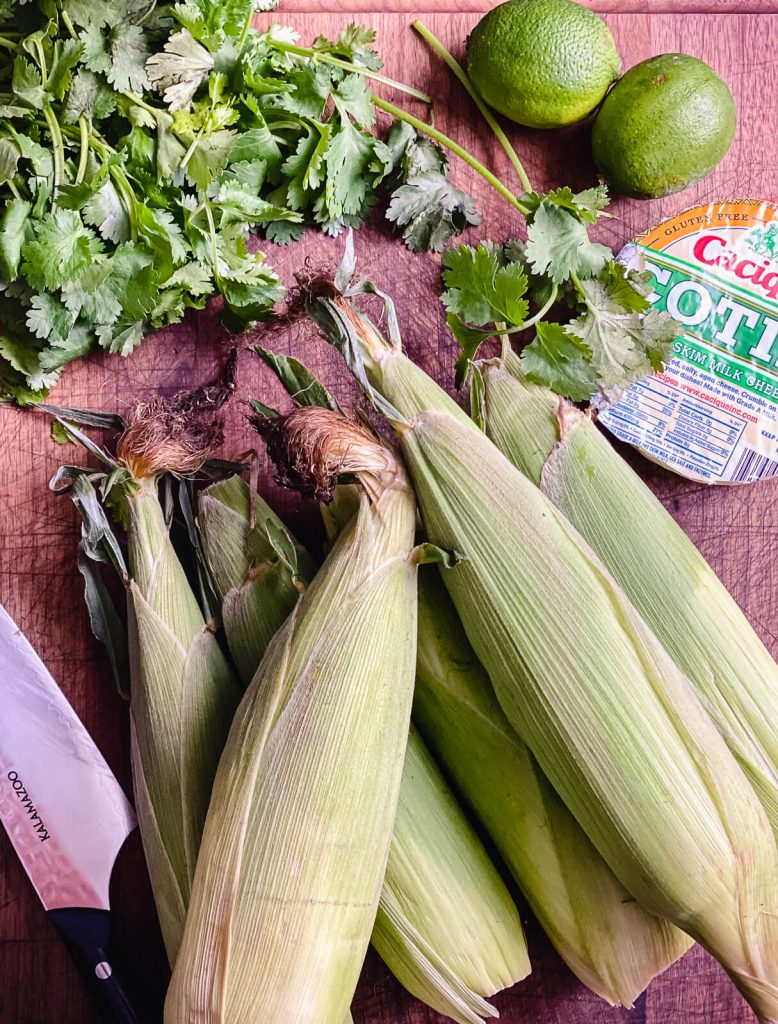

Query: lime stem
[373,97,531,216]
[412,20,533,195]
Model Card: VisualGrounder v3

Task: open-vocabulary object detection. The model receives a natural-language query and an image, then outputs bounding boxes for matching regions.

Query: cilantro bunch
[0,1,477,403]
[442,188,677,400]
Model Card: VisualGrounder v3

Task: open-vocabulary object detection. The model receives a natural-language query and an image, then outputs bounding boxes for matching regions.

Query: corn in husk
[415,570,691,1006]
[197,475,529,1024]
[306,283,778,1022]
[55,397,242,965]
[477,347,778,836]
[165,410,419,1024]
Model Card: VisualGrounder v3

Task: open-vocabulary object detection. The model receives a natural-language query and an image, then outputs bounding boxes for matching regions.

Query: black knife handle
[48,908,141,1024]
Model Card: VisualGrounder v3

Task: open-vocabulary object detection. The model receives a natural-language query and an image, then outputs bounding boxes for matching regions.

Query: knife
[0,603,141,1024]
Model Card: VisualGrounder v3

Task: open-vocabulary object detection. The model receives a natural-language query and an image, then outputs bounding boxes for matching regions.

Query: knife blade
[0,602,141,1024]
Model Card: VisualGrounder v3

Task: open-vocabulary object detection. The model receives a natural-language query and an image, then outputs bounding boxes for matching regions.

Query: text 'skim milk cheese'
[599,200,778,484]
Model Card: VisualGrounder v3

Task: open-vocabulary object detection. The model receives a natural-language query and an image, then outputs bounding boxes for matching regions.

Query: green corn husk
[477,347,778,835]
[415,570,691,1007]
[306,285,778,1022]
[197,475,530,1024]
[126,482,240,964]
[165,410,419,1024]
[54,397,242,966]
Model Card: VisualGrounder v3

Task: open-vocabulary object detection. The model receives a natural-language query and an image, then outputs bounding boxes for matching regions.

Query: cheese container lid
[599,199,778,484]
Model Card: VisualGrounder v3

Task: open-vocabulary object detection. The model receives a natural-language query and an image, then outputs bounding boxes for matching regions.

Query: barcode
[730,447,778,482]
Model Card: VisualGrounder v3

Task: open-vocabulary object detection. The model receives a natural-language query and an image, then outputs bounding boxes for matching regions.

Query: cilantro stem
[60,9,77,40]
[267,39,433,104]
[237,5,254,51]
[204,201,221,285]
[109,167,138,242]
[411,21,533,196]
[373,97,531,217]
[0,36,18,51]
[42,104,65,197]
[75,115,90,185]
[122,91,163,117]
[180,130,204,172]
[570,271,590,303]
[522,283,559,328]
[7,179,22,201]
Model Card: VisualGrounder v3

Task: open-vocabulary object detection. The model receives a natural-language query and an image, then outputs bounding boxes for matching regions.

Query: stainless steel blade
[0,604,136,912]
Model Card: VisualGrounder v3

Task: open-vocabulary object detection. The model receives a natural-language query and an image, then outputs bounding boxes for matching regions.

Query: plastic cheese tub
[599,199,778,484]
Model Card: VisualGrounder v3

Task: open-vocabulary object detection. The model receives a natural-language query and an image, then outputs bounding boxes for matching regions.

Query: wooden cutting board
[1,1,777,1021]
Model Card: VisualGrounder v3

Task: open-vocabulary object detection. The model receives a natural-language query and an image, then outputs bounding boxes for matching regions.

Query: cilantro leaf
[324,120,377,219]
[146,30,215,111]
[521,183,610,225]
[447,314,492,389]
[21,210,102,291]
[387,173,480,253]
[385,126,479,253]
[568,271,678,387]
[283,122,330,209]
[525,203,611,284]
[105,25,150,93]
[26,293,77,345]
[519,321,598,402]
[441,243,528,326]
[83,180,131,244]
[63,69,117,123]
[0,200,32,282]
[313,23,382,72]
[332,73,375,130]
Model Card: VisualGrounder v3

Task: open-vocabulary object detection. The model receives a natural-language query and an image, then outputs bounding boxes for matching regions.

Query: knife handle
[48,907,141,1024]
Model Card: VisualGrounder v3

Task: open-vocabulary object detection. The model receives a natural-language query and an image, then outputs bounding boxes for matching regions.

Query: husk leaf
[478,351,778,838]
[415,570,691,1006]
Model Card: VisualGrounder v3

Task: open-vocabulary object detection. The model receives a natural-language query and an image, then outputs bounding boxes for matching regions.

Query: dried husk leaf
[198,474,529,1020]
[478,351,778,837]
[314,293,778,1023]
[415,570,691,1006]
[165,416,418,1024]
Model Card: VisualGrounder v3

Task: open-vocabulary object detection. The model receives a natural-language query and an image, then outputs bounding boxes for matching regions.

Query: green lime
[591,53,737,199]
[466,0,621,129]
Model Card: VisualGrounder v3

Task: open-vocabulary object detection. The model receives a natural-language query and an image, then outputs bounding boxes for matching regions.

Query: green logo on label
[747,224,778,260]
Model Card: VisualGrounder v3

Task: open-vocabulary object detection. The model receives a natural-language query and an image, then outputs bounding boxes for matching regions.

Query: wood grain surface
[0,3,776,1023]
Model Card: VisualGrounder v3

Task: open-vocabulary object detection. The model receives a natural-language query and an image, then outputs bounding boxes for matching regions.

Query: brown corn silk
[477,348,778,838]
[165,411,418,1024]
[197,475,529,1024]
[308,290,778,1023]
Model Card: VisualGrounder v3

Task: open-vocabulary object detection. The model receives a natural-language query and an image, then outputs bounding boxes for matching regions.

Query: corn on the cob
[197,474,530,1024]
[477,348,778,835]
[165,410,419,1024]
[305,283,778,1022]
[55,394,242,965]
[415,570,691,1006]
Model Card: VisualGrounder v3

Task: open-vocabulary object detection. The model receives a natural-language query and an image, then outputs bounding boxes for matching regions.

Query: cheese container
[599,200,778,483]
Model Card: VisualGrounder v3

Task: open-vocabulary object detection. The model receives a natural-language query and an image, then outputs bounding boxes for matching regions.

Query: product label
[599,200,778,484]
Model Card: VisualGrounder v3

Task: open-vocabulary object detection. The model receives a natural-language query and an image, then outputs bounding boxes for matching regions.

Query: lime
[591,54,737,199]
[466,0,621,129]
